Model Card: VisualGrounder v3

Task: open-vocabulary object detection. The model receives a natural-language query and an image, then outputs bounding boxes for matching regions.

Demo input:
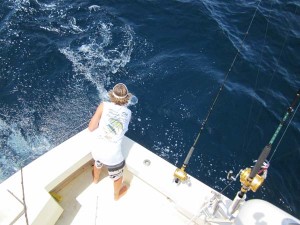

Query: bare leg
[93,164,102,184]
[114,176,128,200]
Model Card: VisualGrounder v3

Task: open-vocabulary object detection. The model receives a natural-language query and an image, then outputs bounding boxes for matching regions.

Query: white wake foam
[59,24,134,98]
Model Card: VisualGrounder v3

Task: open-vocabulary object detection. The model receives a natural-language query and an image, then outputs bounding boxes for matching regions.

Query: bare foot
[114,185,128,201]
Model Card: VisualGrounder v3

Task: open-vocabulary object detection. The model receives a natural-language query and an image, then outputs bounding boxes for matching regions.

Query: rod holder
[228,191,246,215]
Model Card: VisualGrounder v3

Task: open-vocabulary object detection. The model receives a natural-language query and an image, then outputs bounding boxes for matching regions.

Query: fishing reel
[240,168,264,192]
[226,160,269,192]
[228,159,270,215]
[173,165,190,185]
[240,160,269,192]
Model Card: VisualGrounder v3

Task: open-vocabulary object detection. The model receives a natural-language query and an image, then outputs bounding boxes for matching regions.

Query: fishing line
[198,0,263,142]
[269,5,300,162]
[10,119,90,221]
[219,178,236,194]
[54,120,89,144]
[14,92,138,169]
[269,100,300,162]
[243,3,293,154]
[191,0,263,154]
[242,1,274,153]
[14,94,138,169]
[16,120,89,169]
[174,0,263,182]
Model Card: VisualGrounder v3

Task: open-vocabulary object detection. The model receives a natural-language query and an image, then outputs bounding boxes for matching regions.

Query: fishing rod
[173,0,263,184]
[228,89,300,214]
[173,118,208,184]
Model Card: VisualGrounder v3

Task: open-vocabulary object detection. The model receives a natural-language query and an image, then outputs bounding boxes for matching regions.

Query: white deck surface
[55,165,192,225]
[0,130,224,225]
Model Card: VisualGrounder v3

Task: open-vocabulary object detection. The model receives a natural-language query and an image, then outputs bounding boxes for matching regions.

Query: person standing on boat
[88,83,132,201]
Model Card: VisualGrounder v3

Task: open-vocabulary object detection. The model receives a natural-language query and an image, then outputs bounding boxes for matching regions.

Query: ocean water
[0,0,299,219]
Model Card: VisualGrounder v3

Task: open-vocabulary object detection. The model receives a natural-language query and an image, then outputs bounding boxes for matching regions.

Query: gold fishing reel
[174,165,188,183]
[240,168,265,192]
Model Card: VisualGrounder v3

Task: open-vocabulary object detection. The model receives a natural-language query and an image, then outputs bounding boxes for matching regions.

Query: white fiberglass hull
[0,129,299,225]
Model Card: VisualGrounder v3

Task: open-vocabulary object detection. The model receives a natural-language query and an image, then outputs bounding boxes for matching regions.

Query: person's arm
[88,103,104,131]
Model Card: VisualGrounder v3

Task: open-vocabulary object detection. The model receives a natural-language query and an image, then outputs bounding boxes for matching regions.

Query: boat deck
[0,130,228,225]
[1,130,300,225]
[55,164,192,225]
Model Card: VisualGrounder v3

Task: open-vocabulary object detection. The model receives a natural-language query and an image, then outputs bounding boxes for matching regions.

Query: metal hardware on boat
[143,159,151,166]
[228,191,246,215]
[207,192,222,215]
[226,170,241,181]
[227,170,236,181]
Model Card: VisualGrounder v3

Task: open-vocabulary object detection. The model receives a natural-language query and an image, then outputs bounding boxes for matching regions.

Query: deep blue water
[0,0,299,219]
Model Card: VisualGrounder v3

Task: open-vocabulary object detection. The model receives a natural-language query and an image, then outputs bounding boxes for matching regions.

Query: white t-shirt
[91,102,131,165]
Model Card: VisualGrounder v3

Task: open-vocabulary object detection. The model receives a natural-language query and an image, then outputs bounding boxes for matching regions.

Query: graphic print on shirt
[103,110,129,141]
